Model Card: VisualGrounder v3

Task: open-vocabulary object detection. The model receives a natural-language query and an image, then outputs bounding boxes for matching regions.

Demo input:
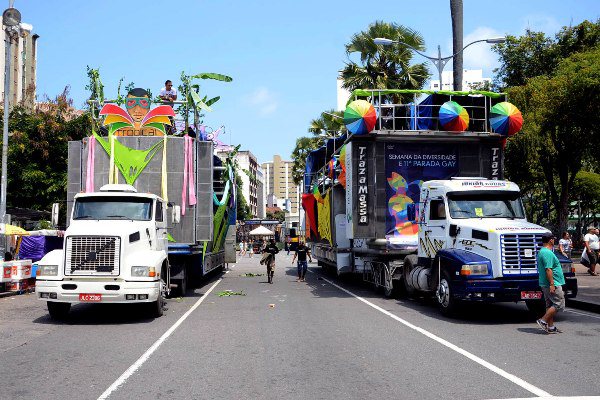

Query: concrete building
[216,150,259,218]
[256,165,266,219]
[0,21,39,108]
[336,77,352,111]
[261,155,301,227]
[429,69,491,92]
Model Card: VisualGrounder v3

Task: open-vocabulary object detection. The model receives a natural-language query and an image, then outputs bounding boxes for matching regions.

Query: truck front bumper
[452,276,578,302]
[35,280,160,303]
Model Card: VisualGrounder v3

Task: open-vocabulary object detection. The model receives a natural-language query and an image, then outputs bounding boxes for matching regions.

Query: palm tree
[340,21,430,94]
[308,109,345,137]
[450,0,464,91]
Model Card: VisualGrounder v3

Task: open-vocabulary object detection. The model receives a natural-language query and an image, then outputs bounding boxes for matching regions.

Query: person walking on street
[584,227,599,276]
[535,233,566,334]
[558,232,572,258]
[248,241,254,258]
[239,241,246,257]
[292,240,312,282]
[262,239,279,284]
[286,237,292,256]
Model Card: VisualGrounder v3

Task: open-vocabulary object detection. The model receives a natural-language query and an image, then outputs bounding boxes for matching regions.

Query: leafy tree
[236,174,251,221]
[506,47,600,233]
[493,19,600,89]
[291,136,323,185]
[308,109,345,135]
[340,21,429,93]
[570,171,600,237]
[266,209,285,223]
[4,88,92,212]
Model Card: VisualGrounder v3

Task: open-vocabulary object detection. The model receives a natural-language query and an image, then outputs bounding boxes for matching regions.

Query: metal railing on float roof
[348,89,506,135]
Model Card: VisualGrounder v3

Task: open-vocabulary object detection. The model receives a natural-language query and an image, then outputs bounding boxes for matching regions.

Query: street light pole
[0,6,21,235]
[373,36,505,90]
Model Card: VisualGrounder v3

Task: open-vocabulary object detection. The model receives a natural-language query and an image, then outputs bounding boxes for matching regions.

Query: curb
[0,288,35,299]
[567,298,600,315]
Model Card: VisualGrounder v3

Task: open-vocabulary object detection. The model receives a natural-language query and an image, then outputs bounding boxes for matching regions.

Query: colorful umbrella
[439,101,469,132]
[344,100,377,135]
[490,102,523,136]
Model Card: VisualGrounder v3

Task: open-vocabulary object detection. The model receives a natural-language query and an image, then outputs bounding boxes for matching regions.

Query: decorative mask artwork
[99,88,175,136]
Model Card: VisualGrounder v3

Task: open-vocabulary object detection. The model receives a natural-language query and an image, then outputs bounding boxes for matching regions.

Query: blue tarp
[18,236,63,262]
[410,94,434,130]
[303,133,347,193]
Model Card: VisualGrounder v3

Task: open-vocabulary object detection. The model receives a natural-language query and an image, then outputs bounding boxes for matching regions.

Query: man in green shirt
[535,232,566,334]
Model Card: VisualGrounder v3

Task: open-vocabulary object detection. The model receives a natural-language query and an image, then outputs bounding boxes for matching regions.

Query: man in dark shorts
[535,232,565,334]
[292,240,312,282]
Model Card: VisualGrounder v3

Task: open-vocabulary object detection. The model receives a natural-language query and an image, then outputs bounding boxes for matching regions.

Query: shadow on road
[304,264,542,326]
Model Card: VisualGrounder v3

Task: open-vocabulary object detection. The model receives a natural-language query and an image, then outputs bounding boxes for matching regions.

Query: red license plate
[79,293,102,302]
[521,291,542,300]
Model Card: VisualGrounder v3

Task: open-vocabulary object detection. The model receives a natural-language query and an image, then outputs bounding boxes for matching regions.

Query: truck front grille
[65,236,121,275]
[500,234,542,275]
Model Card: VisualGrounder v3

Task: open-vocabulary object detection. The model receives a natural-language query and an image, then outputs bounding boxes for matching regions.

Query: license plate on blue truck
[521,291,542,300]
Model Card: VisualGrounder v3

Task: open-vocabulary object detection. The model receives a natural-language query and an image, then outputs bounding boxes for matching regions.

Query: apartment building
[216,150,259,218]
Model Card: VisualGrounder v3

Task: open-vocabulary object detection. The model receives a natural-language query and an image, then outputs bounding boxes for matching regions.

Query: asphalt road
[1,253,599,400]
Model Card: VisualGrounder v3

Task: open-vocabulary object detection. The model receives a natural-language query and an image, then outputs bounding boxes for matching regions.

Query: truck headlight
[561,263,573,274]
[460,263,489,276]
[131,266,156,277]
[38,265,58,276]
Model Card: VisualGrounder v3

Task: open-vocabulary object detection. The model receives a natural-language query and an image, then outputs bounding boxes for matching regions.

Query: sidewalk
[567,263,600,314]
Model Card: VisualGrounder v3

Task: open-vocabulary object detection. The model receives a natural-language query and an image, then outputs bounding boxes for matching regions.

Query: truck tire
[172,267,187,298]
[401,255,418,298]
[47,302,71,320]
[525,299,546,317]
[436,273,460,316]
[150,267,166,318]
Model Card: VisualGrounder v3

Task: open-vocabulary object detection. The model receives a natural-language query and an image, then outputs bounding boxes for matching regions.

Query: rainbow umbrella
[344,100,377,135]
[490,102,523,136]
[439,101,469,132]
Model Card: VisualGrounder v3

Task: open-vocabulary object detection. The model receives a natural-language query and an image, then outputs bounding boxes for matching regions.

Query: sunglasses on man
[126,97,150,109]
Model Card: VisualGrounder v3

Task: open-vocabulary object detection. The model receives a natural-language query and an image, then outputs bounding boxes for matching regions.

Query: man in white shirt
[159,80,177,102]
[584,227,600,276]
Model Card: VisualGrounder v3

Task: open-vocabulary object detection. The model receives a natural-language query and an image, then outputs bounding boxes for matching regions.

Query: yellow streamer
[317,191,332,244]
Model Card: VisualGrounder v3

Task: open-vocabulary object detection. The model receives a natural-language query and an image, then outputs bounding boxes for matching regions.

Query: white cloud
[461,26,504,72]
[243,87,278,117]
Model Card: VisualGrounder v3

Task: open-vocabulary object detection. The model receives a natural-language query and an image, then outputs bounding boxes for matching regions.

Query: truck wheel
[173,267,187,298]
[436,273,460,316]
[525,299,546,317]
[401,255,418,298]
[47,302,71,320]
[150,268,166,318]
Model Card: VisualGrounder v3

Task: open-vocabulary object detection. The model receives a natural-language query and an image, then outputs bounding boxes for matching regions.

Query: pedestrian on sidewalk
[292,240,312,282]
[536,233,566,334]
[248,241,254,258]
[262,239,279,284]
[239,241,246,257]
[583,227,599,276]
[558,232,572,258]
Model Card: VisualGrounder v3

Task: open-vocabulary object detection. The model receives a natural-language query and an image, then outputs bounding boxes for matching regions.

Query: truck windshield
[73,196,152,221]
[447,192,525,219]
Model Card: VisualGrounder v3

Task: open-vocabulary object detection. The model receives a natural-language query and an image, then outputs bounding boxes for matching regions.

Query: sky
[13,0,600,164]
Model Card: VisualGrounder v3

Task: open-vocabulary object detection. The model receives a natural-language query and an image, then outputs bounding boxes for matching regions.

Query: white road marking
[565,308,600,320]
[318,275,552,398]
[97,278,223,399]
[487,397,600,400]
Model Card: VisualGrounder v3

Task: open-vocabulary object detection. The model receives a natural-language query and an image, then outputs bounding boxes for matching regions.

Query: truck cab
[35,184,176,319]
[412,178,577,314]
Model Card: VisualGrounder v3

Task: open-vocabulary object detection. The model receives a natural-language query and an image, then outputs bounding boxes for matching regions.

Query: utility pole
[450,0,464,91]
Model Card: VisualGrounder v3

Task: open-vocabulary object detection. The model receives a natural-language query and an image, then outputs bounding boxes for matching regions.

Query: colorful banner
[384,143,459,247]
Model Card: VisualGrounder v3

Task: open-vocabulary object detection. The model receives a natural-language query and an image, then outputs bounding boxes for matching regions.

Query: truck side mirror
[407,203,417,222]
[171,205,181,224]
[449,224,460,237]
[51,203,59,227]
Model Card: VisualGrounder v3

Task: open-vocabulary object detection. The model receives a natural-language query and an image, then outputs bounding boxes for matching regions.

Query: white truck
[305,89,577,315]
[35,136,237,319]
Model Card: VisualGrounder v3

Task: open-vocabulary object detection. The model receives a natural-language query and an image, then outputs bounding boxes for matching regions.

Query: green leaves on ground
[217,290,246,297]
[240,273,264,277]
